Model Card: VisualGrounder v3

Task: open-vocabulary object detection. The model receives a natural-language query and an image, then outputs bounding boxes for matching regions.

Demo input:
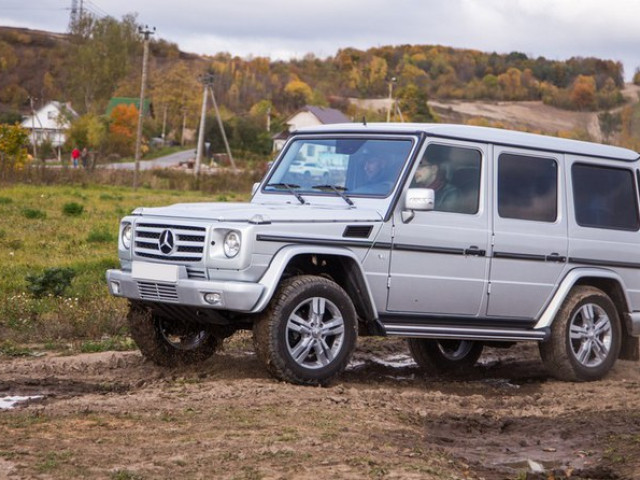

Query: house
[20,101,78,147]
[273,105,350,151]
[105,97,153,117]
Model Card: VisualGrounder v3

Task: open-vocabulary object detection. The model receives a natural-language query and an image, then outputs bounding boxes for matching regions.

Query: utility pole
[133,25,155,189]
[194,78,209,180]
[386,77,397,123]
[194,74,235,180]
[29,97,38,162]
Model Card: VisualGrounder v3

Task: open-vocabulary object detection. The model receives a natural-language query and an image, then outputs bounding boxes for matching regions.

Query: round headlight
[223,231,241,258]
[121,223,132,250]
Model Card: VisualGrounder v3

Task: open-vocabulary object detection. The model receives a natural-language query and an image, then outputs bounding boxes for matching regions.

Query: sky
[2,0,640,80]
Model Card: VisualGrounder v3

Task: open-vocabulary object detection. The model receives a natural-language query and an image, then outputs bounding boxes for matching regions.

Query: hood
[133,201,384,224]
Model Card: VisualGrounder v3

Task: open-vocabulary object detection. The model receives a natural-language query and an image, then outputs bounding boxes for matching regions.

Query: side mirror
[402,188,434,223]
[405,188,434,211]
[251,182,260,196]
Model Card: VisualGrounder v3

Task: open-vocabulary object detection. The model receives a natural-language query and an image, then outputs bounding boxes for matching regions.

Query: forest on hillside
[1,13,640,162]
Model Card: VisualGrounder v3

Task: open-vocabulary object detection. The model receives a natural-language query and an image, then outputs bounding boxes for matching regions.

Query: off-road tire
[407,339,483,375]
[127,302,219,367]
[539,286,621,382]
[253,275,357,386]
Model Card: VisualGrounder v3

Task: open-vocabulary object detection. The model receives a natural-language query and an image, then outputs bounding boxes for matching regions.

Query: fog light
[110,281,121,295]
[204,292,222,305]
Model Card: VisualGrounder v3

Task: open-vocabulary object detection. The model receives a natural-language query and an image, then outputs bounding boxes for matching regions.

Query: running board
[383,324,549,342]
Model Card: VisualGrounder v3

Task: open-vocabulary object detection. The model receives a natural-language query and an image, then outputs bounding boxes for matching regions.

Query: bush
[62,202,84,216]
[87,227,115,243]
[22,208,46,219]
[25,267,76,298]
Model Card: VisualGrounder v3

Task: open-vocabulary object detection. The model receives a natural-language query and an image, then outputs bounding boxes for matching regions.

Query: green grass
[0,183,249,347]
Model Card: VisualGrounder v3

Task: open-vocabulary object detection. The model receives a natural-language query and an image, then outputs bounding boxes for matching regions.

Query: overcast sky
[3,0,640,80]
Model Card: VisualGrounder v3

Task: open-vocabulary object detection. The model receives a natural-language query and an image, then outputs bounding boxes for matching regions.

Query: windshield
[264,137,414,197]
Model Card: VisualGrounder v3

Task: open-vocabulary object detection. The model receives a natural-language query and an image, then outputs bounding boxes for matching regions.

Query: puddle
[0,395,43,410]
[347,353,416,370]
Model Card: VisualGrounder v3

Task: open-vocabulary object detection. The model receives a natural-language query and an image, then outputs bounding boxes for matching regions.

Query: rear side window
[572,164,639,231]
[498,153,558,222]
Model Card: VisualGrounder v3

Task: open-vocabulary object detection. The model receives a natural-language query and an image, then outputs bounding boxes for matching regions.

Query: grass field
[0,182,249,353]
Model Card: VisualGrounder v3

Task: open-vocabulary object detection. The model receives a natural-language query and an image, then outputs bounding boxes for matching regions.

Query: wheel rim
[158,318,209,351]
[436,340,475,361]
[285,296,345,370]
[569,303,612,368]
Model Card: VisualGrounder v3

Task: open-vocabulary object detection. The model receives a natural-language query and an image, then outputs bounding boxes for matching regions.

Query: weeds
[62,202,84,216]
[26,267,76,298]
[22,208,46,219]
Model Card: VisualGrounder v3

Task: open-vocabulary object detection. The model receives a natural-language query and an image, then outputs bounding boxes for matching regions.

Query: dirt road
[0,337,639,479]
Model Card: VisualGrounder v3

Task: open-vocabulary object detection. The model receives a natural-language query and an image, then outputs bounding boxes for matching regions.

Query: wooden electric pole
[133,25,155,189]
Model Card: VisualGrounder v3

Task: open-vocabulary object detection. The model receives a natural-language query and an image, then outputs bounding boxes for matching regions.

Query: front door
[387,141,490,316]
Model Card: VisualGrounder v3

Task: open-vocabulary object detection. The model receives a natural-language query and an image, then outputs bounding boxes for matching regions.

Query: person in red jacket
[71,147,80,168]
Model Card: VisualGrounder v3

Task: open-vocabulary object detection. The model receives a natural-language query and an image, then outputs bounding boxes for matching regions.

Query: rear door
[487,148,569,319]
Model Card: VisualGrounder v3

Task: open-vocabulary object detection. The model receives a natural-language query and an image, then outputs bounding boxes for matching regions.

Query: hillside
[2,23,639,151]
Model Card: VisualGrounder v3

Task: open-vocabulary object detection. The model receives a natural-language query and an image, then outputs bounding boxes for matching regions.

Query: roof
[105,97,152,117]
[20,101,78,130]
[293,123,639,162]
[302,105,350,124]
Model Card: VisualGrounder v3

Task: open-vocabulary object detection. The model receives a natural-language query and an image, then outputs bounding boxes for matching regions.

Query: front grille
[137,282,179,301]
[134,223,206,262]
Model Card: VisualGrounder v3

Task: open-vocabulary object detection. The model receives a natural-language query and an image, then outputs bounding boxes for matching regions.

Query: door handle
[465,246,486,256]
[545,253,567,263]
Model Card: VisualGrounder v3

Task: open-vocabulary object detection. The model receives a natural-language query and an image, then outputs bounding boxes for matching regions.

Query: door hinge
[387,276,391,289]
[487,282,492,295]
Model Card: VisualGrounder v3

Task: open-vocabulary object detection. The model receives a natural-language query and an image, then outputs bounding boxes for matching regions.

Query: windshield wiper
[265,183,305,205]
[311,184,354,206]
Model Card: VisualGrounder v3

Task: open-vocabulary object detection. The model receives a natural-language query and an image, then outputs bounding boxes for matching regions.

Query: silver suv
[106,123,640,385]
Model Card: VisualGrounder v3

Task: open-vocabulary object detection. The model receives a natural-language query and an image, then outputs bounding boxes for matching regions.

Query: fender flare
[251,244,378,319]
[534,267,633,331]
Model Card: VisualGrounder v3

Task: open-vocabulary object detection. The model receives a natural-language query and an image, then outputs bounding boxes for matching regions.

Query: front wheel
[539,286,621,381]
[253,275,357,386]
[407,338,483,375]
[127,303,219,367]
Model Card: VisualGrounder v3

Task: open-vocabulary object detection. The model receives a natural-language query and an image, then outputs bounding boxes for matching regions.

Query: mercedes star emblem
[159,229,175,255]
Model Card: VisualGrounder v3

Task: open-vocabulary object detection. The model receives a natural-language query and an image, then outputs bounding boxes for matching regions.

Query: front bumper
[106,266,265,312]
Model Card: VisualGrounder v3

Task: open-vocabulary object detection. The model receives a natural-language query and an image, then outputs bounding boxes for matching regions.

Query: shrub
[25,267,76,298]
[0,196,12,204]
[22,208,46,219]
[87,227,115,243]
[62,202,84,216]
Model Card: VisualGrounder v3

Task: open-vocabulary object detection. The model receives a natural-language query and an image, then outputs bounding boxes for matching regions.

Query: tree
[570,75,597,110]
[64,14,140,113]
[0,123,29,176]
[283,80,313,110]
[397,84,437,122]
[108,103,138,156]
[149,62,201,142]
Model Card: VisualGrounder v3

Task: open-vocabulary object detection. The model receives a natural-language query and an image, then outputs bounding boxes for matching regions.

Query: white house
[273,105,351,151]
[21,101,78,148]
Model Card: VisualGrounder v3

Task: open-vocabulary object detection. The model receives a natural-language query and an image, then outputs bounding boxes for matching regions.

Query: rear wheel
[253,275,357,385]
[407,339,483,375]
[128,303,219,367]
[539,286,621,381]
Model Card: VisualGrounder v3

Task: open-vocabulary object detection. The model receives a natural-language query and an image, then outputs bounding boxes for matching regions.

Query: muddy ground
[0,336,639,480]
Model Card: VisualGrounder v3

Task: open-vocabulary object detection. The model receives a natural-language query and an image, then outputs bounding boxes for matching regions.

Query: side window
[411,144,482,214]
[573,164,639,230]
[498,153,557,222]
